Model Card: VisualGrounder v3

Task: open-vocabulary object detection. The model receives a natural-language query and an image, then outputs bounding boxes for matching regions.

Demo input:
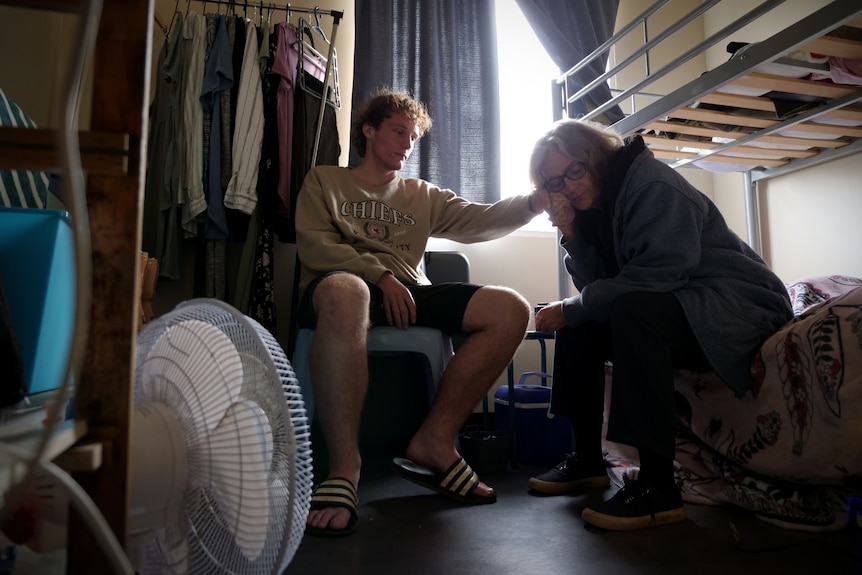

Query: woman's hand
[534,301,567,333]
[546,192,576,241]
[378,272,416,330]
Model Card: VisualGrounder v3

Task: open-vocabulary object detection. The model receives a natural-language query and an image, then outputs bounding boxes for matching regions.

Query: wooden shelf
[0,127,129,174]
[0,419,88,494]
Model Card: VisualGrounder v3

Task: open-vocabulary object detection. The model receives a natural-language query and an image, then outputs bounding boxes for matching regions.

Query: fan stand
[127,403,187,558]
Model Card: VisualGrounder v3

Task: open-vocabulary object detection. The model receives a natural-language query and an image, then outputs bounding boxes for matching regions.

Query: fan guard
[132,298,313,574]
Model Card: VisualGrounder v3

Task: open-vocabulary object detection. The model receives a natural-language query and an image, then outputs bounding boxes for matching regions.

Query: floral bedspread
[670,275,862,529]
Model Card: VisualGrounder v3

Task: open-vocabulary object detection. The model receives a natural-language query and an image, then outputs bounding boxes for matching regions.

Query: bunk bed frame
[555,0,862,254]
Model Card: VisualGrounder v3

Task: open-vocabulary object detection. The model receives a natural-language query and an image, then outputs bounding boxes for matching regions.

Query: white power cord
[0,442,134,574]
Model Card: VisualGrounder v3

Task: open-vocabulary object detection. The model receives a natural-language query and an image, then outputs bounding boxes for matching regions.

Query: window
[495,0,559,231]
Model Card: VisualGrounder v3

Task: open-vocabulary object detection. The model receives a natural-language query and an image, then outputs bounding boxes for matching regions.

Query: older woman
[528,119,792,531]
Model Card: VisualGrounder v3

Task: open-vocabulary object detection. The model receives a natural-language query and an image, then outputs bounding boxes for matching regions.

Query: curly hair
[528,119,624,191]
[351,87,433,158]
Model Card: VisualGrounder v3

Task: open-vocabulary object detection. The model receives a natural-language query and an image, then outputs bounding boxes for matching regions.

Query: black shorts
[297,271,481,334]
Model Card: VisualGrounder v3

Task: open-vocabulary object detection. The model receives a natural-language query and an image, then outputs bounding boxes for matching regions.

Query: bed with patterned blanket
[606,275,862,531]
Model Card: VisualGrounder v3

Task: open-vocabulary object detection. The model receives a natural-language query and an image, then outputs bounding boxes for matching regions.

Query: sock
[572,441,604,470]
[637,449,675,491]
[573,424,604,469]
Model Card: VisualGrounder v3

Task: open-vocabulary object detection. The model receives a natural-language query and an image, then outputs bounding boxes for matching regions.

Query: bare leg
[404,285,530,497]
[305,273,369,531]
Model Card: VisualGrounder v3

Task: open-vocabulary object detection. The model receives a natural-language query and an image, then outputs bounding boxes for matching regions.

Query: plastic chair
[293,251,470,418]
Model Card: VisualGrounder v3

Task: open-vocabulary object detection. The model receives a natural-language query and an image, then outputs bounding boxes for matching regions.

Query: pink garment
[272,22,300,218]
[809,56,862,86]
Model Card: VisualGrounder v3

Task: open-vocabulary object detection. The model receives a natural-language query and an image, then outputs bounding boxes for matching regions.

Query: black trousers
[550,291,711,461]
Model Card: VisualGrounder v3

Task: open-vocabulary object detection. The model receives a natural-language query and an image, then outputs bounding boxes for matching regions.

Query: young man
[296,88,543,536]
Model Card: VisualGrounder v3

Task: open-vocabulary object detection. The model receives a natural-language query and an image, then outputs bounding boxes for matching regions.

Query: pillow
[784,275,862,316]
[0,88,51,209]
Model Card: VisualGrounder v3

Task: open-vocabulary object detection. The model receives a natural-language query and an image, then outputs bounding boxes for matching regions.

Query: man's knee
[313,273,371,323]
[465,286,530,333]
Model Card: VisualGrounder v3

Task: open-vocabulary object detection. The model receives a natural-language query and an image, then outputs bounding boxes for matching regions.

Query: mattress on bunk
[667,275,862,527]
[717,42,830,97]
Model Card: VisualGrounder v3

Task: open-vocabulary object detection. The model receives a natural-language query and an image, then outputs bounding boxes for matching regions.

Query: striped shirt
[224,18,263,215]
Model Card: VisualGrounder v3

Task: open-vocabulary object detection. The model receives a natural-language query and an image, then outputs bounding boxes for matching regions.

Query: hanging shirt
[199,13,233,240]
[272,22,301,218]
[181,12,207,236]
[142,12,185,279]
[225,17,263,216]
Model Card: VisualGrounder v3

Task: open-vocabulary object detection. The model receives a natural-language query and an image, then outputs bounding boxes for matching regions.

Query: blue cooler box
[494,379,573,465]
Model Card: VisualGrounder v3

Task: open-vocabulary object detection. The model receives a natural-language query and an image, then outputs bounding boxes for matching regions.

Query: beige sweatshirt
[295,165,536,297]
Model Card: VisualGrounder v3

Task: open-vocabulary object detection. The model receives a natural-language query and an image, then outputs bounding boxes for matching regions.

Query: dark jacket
[560,139,792,397]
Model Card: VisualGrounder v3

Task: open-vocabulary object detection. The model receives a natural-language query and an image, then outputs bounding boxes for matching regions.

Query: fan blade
[208,400,272,561]
[139,319,243,433]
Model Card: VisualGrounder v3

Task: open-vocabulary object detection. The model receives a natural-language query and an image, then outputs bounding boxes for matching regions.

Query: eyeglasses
[542,161,586,193]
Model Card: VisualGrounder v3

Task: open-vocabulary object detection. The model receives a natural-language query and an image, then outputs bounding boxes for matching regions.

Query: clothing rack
[181,0,343,166]
[159,0,346,357]
[192,0,342,19]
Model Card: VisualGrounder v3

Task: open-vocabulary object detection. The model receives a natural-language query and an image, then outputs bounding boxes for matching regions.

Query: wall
[0,7,94,130]
[612,0,709,115]
[759,153,862,280]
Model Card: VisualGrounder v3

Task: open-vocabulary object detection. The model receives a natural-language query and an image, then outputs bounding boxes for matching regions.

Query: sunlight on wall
[495,1,559,231]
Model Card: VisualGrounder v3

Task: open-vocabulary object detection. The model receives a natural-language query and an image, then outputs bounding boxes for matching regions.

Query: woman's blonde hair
[528,119,624,190]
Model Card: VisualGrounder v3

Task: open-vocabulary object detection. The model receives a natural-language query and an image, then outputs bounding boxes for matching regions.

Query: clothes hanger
[310,6,329,44]
[296,17,324,69]
[296,15,340,109]
[165,0,181,40]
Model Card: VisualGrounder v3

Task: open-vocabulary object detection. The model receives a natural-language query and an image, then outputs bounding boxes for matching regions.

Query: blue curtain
[352,0,500,203]
[515,0,623,122]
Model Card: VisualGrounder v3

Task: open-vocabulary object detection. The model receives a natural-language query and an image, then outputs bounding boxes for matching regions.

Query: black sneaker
[527,452,610,495]
[581,476,686,531]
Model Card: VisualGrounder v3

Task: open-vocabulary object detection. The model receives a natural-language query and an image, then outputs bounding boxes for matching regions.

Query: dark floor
[284,449,862,575]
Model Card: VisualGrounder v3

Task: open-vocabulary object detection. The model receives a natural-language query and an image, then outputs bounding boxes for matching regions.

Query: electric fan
[24,298,314,572]
[27,297,312,572]
[127,298,314,574]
